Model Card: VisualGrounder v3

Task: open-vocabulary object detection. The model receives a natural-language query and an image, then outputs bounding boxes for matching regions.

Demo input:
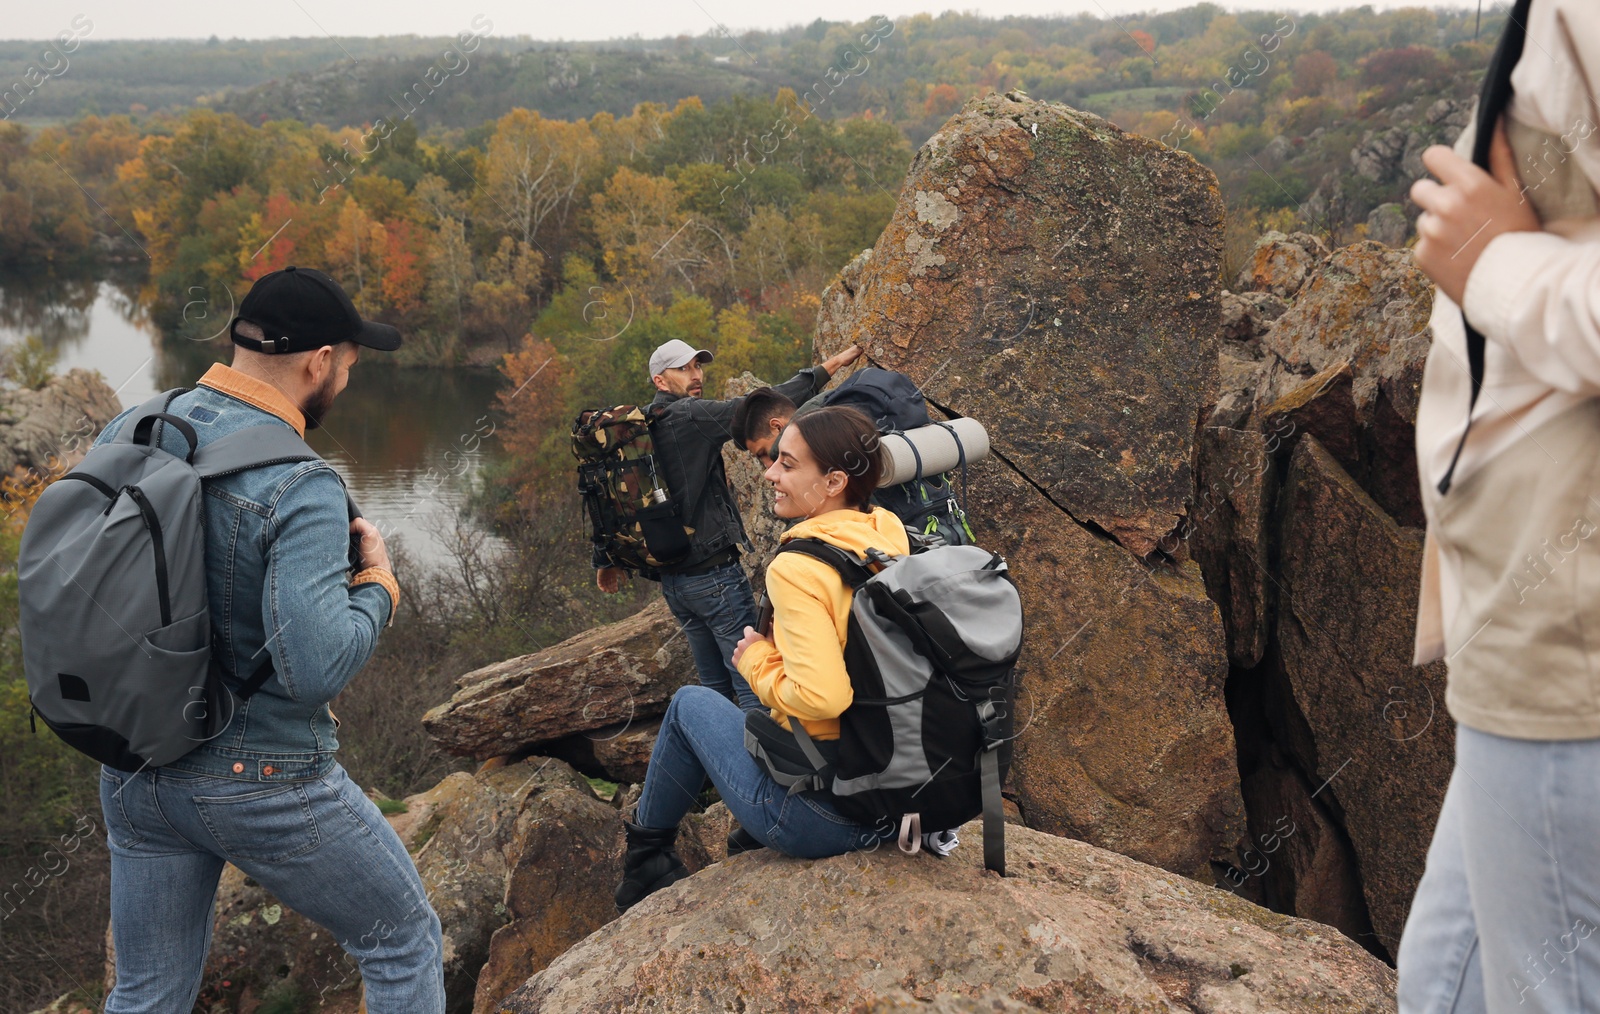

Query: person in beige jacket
[1399,1,1600,1010]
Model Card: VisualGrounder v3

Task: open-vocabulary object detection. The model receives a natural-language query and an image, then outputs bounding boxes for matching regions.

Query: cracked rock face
[816,90,1222,558]
[804,92,1244,882]
[1275,436,1450,955]
[497,818,1396,1013]
[1190,241,1448,960]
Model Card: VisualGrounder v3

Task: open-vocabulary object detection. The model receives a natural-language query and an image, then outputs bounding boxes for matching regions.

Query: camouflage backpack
[572,405,692,579]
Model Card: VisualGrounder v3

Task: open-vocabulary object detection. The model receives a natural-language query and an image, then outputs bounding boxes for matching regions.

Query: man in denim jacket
[94,266,443,1012]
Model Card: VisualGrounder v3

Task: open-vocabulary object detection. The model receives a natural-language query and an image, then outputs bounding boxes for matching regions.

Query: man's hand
[1410,119,1542,306]
[596,566,627,594]
[350,517,392,573]
[732,624,771,668]
[820,344,864,378]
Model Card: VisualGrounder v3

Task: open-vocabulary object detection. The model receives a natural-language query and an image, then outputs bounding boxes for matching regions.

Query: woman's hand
[732,625,770,667]
[1410,118,1542,306]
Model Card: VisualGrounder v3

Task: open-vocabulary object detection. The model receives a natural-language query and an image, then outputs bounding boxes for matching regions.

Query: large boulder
[498,820,1397,1012]
[808,91,1245,880]
[422,600,695,761]
[192,758,651,1014]
[968,454,1244,882]
[815,90,1220,558]
[1233,231,1328,299]
[1225,240,1432,529]
[0,368,123,478]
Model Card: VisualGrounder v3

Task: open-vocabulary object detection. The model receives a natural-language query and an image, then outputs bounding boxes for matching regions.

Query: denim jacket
[92,365,398,781]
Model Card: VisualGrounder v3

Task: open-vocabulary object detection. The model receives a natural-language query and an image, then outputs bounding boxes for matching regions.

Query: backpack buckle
[864,547,896,568]
[977,700,1006,752]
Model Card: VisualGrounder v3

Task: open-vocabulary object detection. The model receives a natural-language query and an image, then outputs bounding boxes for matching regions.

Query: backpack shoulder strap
[191,425,321,479]
[1436,0,1532,496]
[775,538,874,589]
[192,425,361,521]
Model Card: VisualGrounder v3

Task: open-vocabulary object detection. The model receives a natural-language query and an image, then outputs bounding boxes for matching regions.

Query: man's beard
[301,369,340,431]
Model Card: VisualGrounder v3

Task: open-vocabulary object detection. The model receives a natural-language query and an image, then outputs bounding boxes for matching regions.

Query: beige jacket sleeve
[1460,0,1600,393]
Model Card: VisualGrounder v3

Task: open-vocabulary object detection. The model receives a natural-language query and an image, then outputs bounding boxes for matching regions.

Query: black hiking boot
[725,825,766,856]
[615,817,690,914]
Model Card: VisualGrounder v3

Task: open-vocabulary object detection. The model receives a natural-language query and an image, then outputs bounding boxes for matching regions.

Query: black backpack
[822,367,931,431]
[744,538,1023,873]
[820,369,974,545]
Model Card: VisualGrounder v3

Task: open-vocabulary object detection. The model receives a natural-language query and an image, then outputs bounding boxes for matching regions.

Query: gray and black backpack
[19,389,351,772]
[745,537,1023,873]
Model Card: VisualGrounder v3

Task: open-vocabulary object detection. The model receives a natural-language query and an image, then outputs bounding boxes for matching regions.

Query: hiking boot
[615,817,690,914]
[725,825,766,856]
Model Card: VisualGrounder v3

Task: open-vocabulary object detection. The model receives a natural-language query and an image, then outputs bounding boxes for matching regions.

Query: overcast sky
[7,1,1485,43]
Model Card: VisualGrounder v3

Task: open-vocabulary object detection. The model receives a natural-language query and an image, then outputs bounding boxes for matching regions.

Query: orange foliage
[0,470,55,536]
[496,337,572,493]
[381,219,427,317]
[924,84,962,118]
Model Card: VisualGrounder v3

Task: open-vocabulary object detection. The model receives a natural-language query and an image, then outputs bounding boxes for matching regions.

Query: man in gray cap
[598,338,861,709]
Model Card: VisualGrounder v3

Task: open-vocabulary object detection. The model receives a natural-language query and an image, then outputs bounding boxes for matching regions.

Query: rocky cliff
[803,90,1246,887]
[0,368,123,478]
[72,91,1447,1013]
[1193,231,1447,960]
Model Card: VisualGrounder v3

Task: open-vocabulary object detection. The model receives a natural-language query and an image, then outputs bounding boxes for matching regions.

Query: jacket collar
[197,363,307,437]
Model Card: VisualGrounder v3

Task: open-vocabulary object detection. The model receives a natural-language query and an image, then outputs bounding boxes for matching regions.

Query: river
[0,271,508,568]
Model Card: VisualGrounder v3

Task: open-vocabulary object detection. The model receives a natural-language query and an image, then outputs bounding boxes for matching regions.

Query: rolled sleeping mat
[878,417,989,486]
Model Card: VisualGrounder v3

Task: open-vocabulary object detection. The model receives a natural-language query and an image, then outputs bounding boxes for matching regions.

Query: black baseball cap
[230,265,402,354]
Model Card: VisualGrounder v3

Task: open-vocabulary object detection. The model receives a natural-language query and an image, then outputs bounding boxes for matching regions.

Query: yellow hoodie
[735,505,910,740]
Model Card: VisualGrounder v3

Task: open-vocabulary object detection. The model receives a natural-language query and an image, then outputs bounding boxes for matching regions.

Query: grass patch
[586,776,620,802]
[376,798,410,815]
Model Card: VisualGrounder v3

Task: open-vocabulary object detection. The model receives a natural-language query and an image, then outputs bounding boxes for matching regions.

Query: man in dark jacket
[597,339,861,709]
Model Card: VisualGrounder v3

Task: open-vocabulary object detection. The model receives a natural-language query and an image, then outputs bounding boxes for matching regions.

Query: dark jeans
[637,686,891,857]
[659,560,761,711]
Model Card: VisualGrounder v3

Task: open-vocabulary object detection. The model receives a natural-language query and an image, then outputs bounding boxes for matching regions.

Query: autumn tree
[468,236,544,352]
[1292,50,1339,99]
[480,109,599,253]
[591,166,729,303]
[495,335,573,497]
[323,198,389,316]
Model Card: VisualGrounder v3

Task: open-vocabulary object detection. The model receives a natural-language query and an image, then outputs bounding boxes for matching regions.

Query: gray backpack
[19,389,350,772]
[744,538,1023,874]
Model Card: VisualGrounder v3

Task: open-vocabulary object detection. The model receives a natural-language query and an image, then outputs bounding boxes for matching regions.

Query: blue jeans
[659,561,761,711]
[99,762,444,1013]
[636,685,891,857]
[1398,724,1600,1013]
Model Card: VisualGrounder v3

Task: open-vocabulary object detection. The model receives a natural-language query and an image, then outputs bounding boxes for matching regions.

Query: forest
[0,5,1511,1008]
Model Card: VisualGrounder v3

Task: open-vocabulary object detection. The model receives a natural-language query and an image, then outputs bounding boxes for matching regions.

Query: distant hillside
[0,35,532,124]
[4,5,1503,146]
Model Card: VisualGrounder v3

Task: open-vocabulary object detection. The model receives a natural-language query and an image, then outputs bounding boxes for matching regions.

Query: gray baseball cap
[648,339,713,378]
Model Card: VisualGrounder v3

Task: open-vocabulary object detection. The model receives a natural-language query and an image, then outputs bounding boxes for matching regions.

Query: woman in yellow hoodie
[614,406,906,913]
